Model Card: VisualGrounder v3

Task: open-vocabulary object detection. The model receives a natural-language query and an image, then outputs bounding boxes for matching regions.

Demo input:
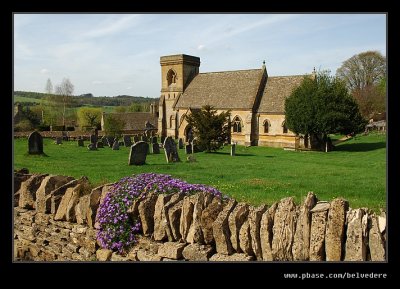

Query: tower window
[167,69,177,86]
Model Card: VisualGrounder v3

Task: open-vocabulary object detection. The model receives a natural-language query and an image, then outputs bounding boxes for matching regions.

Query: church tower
[158,54,200,138]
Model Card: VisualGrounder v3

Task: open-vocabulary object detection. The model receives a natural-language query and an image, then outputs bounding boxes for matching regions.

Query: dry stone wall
[14,173,387,261]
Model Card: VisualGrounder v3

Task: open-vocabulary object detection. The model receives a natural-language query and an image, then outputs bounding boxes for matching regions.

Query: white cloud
[197,44,205,50]
[40,68,48,74]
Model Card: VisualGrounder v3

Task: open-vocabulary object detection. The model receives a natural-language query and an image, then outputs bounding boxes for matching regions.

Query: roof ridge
[268,74,307,78]
[198,68,263,75]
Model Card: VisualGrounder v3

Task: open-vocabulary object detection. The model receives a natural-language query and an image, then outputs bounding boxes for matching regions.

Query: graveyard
[14,132,386,212]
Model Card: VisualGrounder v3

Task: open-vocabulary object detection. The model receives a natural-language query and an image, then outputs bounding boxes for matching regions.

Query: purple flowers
[96,173,223,253]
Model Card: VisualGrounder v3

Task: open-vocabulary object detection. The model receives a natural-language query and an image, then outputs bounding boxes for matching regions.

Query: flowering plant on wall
[96,173,222,253]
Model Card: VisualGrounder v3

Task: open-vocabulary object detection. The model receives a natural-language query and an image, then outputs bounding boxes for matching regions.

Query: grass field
[14,96,48,104]
[13,133,386,212]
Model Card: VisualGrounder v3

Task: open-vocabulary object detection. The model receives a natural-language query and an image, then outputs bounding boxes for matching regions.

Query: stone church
[158,54,311,148]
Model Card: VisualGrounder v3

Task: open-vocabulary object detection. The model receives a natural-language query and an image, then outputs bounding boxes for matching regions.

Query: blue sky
[14,13,386,98]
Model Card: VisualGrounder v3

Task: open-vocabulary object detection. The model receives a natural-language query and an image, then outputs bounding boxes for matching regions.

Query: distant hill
[13,91,159,107]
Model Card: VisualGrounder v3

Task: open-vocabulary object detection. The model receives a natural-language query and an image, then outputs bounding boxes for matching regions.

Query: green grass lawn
[13,133,386,212]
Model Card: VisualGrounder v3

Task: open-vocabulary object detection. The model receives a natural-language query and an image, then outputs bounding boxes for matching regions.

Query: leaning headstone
[112,140,120,150]
[77,139,84,147]
[133,135,139,143]
[123,135,132,147]
[164,137,180,163]
[55,137,63,145]
[185,144,193,154]
[128,141,148,165]
[231,143,236,156]
[152,143,160,154]
[151,136,158,144]
[97,141,103,148]
[178,138,184,149]
[28,131,44,155]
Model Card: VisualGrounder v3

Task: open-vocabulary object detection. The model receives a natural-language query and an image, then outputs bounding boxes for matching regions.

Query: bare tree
[45,78,53,94]
[336,51,386,91]
[55,78,75,126]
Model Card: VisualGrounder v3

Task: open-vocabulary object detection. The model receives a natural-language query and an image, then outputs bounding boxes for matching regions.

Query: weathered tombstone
[55,137,63,145]
[123,135,132,147]
[77,139,84,147]
[231,143,236,156]
[151,136,158,144]
[107,136,114,147]
[97,141,103,148]
[90,134,97,145]
[128,141,148,165]
[133,135,140,143]
[28,131,44,155]
[160,136,166,145]
[152,143,160,154]
[163,136,180,163]
[87,143,97,150]
[112,140,120,150]
[185,144,193,154]
[178,138,184,149]
[101,136,108,146]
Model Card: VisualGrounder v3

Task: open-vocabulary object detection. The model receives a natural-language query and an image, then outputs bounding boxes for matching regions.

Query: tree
[285,71,366,152]
[77,107,103,129]
[54,78,75,126]
[103,114,125,138]
[45,78,53,95]
[336,51,386,119]
[184,105,231,152]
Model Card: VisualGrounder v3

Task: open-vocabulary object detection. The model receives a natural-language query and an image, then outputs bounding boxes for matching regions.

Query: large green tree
[336,51,386,119]
[77,107,103,129]
[285,71,366,151]
[184,105,231,152]
[103,114,125,138]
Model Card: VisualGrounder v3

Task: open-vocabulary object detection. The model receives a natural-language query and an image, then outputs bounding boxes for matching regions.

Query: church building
[158,54,311,148]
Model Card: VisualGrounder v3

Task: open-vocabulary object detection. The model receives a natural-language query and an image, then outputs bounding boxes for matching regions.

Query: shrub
[96,173,223,253]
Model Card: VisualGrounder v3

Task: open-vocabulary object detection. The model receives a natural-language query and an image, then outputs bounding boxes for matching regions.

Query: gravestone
[123,135,132,147]
[133,135,139,143]
[55,137,62,145]
[119,141,124,146]
[163,136,180,163]
[185,144,193,154]
[112,139,120,150]
[107,136,114,147]
[87,143,97,150]
[152,143,160,154]
[97,141,103,148]
[178,138,184,149]
[90,134,97,145]
[128,141,148,165]
[101,136,108,146]
[160,136,166,145]
[231,143,236,156]
[61,131,69,141]
[28,131,44,155]
[151,136,158,144]
[77,139,84,147]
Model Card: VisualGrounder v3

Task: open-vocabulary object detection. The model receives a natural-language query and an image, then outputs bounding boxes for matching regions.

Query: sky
[14,13,386,98]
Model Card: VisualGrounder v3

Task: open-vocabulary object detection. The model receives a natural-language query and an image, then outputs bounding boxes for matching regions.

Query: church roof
[175,69,264,110]
[258,75,306,113]
[104,112,158,131]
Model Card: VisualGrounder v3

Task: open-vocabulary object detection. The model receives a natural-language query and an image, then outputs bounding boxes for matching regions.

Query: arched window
[232,116,242,133]
[282,121,288,134]
[263,119,270,133]
[167,69,177,86]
